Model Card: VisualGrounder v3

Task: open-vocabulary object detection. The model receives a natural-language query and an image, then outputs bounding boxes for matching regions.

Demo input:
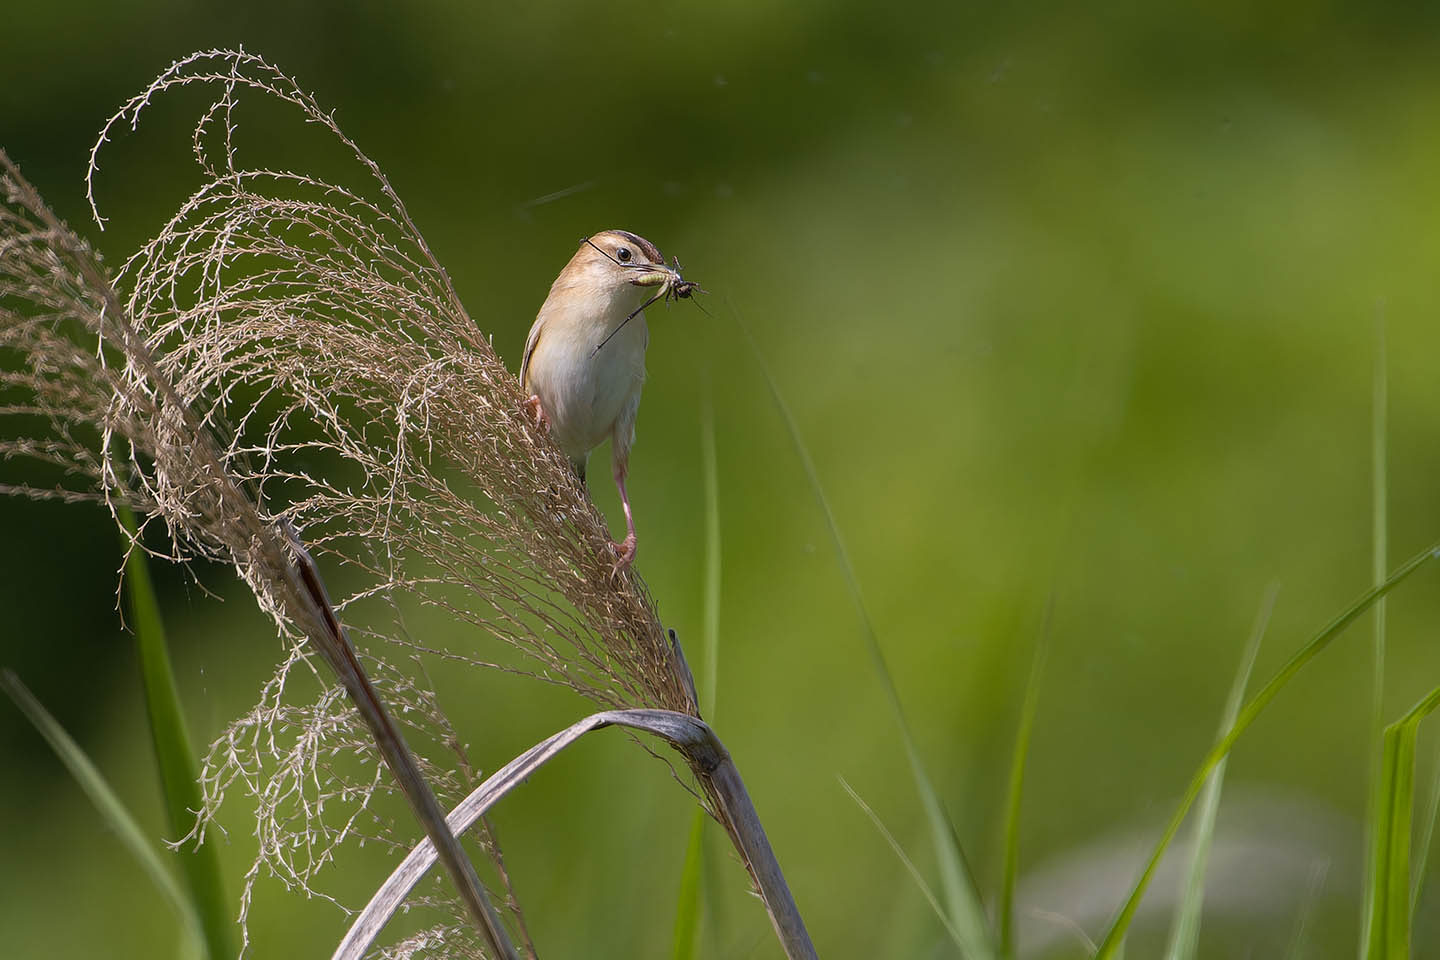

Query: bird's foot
[522,394,549,432]
[607,533,637,577]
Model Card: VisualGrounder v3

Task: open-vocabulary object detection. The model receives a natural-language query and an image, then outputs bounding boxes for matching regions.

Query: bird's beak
[628,263,682,288]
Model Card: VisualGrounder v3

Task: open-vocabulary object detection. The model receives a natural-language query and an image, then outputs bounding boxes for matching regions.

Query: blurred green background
[6,1,1440,957]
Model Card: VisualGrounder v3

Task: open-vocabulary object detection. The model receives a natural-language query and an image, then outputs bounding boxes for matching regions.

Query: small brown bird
[520,230,687,571]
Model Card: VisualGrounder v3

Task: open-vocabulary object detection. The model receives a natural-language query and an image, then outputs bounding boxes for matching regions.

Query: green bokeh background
[5,2,1440,957]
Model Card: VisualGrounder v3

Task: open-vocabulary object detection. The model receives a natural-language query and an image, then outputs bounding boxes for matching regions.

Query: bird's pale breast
[527,313,648,463]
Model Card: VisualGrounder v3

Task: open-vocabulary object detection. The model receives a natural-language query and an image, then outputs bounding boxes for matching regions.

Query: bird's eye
[616,247,632,263]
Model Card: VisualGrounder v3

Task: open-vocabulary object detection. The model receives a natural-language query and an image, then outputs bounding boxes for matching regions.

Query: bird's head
[552,229,682,311]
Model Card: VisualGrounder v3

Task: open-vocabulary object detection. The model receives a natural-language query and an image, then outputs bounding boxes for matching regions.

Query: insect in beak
[628,263,680,289]
[590,257,705,358]
[664,257,704,301]
[631,257,704,302]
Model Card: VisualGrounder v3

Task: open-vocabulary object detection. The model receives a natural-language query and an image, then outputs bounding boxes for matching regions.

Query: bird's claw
[522,394,549,432]
[607,534,637,577]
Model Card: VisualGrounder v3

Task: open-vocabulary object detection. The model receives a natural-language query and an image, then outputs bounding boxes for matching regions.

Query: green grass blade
[671,368,723,960]
[1412,735,1440,910]
[671,811,706,960]
[1366,726,1411,959]
[734,306,995,958]
[1361,307,1389,952]
[1162,584,1277,960]
[699,361,722,721]
[1095,540,1440,958]
[840,776,969,951]
[998,608,1050,960]
[1,669,204,950]
[119,506,234,960]
[1363,685,1440,958]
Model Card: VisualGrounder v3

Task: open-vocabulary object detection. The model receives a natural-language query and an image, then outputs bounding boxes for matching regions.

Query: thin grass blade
[699,358,723,720]
[1363,685,1440,958]
[731,301,995,958]
[672,813,707,960]
[1095,540,1440,958]
[1367,727,1411,959]
[672,367,724,960]
[999,608,1051,960]
[1,670,204,951]
[1413,733,1440,910]
[840,776,968,950]
[119,506,234,960]
[1162,583,1277,960]
[1361,306,1389,952]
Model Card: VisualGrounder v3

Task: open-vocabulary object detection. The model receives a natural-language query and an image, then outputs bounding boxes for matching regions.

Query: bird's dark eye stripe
[617,247,632,262]
[613,230,664,263]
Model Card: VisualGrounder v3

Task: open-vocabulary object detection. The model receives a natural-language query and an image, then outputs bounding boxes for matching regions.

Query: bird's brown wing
[519,316,544,388]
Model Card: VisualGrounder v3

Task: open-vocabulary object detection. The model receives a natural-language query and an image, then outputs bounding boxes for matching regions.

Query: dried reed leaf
[338,709,815,960]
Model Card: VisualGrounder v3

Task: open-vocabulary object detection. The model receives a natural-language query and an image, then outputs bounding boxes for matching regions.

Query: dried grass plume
[3,48,700,955]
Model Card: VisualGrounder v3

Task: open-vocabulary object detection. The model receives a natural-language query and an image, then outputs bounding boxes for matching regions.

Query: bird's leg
[522,394,549,432]
[609,451,638,574]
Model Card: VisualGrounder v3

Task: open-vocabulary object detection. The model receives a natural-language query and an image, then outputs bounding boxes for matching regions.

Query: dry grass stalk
[1,47,813,959]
